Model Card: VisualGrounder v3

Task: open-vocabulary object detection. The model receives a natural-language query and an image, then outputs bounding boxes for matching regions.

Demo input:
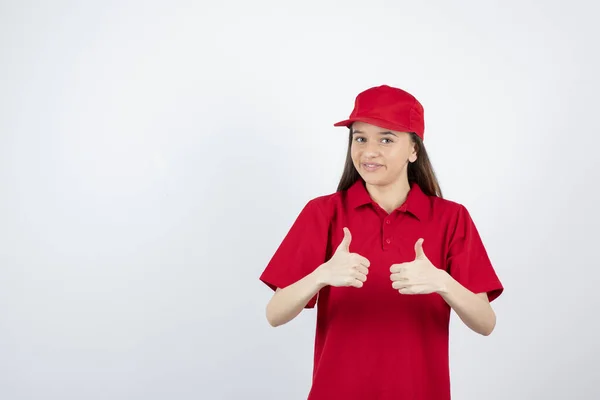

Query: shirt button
[386,219,391,225]
[386,238,391,244]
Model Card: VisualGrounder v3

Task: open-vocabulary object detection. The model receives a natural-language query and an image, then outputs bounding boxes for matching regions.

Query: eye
[381,138,393,144]
[354,137,366,143]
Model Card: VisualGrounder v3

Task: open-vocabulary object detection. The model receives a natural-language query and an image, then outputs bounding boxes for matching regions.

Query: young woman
[259,84,504,400]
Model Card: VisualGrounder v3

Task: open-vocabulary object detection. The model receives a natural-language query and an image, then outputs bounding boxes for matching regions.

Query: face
[350,121,417,187]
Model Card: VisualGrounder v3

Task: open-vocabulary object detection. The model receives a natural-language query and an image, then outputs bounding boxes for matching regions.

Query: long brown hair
[336,128,443,198]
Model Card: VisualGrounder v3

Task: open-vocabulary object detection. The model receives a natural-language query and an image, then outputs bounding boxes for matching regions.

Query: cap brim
[333,117,412,133]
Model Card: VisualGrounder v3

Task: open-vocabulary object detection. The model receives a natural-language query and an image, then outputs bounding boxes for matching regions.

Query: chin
[360,175,387,186]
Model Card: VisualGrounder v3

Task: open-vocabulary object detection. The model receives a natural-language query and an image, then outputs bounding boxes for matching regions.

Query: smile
[362,163,383,171]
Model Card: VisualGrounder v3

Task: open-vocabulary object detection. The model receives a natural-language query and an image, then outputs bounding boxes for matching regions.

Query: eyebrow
[351,129,398,137]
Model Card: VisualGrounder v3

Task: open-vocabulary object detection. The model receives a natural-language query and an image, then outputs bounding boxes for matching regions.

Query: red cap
[333,85,425,139]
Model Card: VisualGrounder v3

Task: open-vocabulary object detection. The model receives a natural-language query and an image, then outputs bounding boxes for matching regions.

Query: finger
[389,272,407,282]
[399,284,430,295]
[337,227,352,253]
[414,238,426,260]
[355,265,369,275]
[359,255,370,268]
[392,280,411,290]
[399,287,416,294]
[350,278,364,288]
[351,254,371,268]
[390,263,407,273]
[353,271,367,282]
[344,276,361,288]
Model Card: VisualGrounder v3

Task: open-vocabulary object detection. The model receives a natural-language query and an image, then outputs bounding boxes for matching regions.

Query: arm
[265,227,370,327]
[390,238,499,336]
[440,205,503,336]
[438,271,496,336]
[266,268,326,327]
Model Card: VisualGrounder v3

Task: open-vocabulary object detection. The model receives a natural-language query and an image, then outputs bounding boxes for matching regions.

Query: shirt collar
[346,179,431,221]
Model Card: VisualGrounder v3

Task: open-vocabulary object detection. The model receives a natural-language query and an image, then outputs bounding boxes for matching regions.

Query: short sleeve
[259,198,330,308]
[446,205,504,302]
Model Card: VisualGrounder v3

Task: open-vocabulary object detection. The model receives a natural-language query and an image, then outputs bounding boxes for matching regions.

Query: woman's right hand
[316,227,370,288]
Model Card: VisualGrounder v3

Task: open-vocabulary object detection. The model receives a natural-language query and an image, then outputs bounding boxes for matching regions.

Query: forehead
[351,121,406,135]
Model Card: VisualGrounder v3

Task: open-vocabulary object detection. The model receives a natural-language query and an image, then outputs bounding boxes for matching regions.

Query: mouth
[361,162,383,172]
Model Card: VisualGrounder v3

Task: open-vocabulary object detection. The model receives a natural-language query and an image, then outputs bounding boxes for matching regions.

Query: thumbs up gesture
[389,238,446,295]
[316,227,371,288]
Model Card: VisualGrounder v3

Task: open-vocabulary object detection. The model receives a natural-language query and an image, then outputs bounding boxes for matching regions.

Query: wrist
[435,269,452,295]
[312,263,330,289]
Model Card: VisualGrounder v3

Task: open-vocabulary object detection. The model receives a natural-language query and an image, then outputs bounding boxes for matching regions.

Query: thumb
[414,238,426,259]
[337,227,352,253]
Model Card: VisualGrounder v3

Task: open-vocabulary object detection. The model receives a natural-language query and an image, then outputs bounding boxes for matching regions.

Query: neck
[365,178,411,214]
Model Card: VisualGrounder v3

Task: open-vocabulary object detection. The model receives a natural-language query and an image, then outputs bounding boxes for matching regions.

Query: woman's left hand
[390,238,448,295]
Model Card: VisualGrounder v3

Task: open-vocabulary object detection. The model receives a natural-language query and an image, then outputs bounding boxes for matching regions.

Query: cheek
[350,147,360,163]
[386,150,408,170]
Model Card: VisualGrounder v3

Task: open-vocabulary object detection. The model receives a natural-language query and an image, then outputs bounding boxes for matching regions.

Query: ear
[408,140,418,163]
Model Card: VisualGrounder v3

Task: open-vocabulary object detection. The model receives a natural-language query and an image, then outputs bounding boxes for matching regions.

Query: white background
[1,1,598,399]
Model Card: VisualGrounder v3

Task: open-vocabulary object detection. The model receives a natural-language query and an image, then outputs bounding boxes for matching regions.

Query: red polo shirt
[260,179,504,400]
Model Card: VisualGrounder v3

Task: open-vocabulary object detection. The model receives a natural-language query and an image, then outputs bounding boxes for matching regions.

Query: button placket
[383,216,393,250]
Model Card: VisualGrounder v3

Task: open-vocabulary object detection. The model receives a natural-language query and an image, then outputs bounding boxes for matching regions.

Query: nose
[363,141,381,158]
